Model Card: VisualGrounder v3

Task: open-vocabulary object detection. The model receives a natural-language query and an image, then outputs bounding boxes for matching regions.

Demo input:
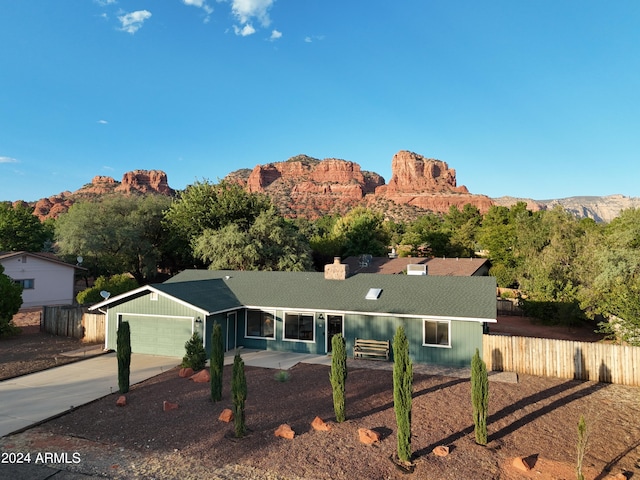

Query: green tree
[194,208,313,271]
[329,333,347,422]
[471,348,489,445]
[399,213,451,257]
[332,207,390,257]
[182,332,207,371]
[0,203,53,252]
[579,208,640,344]
[76,274,138,305]
[55,195,172,283]
[117,321,131,394]
[393,325,413,463]
[232,353,247,438]
[516,207,589,325]
[164,179,272,246]
[210,323,224,402]
[477,202,534,288]
[0,264,22,337]
[443,204,482,257]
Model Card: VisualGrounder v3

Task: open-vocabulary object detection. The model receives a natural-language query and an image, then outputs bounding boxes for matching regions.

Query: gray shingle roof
[160,269,496,321]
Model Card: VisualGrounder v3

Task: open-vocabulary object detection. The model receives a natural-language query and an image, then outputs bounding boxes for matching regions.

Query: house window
[14,279,35,290]
[423,320,450,347]
[246,309,275,339]
[150,292,158,301]
[284,312,314,342]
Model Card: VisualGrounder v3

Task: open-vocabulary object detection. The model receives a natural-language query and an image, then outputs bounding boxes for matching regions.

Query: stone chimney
[324,257,349,280]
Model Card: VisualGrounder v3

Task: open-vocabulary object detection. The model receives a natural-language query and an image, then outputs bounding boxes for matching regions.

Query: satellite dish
[100,290,111,299]
[76,256,83,264]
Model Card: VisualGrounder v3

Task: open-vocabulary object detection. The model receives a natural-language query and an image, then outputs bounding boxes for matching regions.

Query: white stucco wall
[1,254,76,307]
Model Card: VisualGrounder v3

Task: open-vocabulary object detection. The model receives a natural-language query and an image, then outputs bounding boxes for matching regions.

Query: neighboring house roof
[0,251,85,270]
[90,269,497,323]
[343,256,489,276]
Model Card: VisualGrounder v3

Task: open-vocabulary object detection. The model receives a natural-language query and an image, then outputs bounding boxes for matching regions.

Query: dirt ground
[1,311,638,479]
[0,308,102,381]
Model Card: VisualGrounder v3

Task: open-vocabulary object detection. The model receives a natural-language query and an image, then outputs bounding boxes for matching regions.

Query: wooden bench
[353,338,390,361]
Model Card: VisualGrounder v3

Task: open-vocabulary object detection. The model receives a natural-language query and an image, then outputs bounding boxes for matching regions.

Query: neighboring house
[90,259,496,367]
[0,251,82,307]
[344,256,490,276]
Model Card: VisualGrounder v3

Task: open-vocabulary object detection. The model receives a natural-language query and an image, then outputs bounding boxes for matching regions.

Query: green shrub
[76,274,138,305]
[471,348,489,445]
[117,321,131,394]
[576,415,588,480]
[274,370,290,382]
[232,353,247,438]
[210,323,224,402]
[329,333,347,422]
[0,264,22,338]
[393,325,413,463]
[182,332,206,371]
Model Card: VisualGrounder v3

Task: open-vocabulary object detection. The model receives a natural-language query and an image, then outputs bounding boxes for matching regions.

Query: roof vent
[407,264,427,276]
[365,288,382,300]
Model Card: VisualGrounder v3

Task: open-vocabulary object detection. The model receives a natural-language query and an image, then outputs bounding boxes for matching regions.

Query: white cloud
[233,23,256,36]
[305,35,325,43]
[95,0,117,6]
[118,10,152,34]
[98,119,108,125]
[270,29,282,40]
[0,156,19,164]
[231,0,274,28]
[182,0,214,23]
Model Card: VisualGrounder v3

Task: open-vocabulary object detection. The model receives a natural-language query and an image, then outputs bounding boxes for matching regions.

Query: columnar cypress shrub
[232,353,247,438]
[210,323,224,402]
[329,333,347,422]
[471,347,489,445]
[393,325,413,463]
[117,321,131,394]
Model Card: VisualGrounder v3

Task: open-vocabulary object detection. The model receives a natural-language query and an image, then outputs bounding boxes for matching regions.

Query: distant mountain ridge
[492,194,640,223]
[11,152,640,223]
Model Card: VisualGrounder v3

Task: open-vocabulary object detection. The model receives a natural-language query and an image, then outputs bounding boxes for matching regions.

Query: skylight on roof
[365,288,382,300]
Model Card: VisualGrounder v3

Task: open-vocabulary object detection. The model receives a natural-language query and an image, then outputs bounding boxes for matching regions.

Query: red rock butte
[232,150,493,218]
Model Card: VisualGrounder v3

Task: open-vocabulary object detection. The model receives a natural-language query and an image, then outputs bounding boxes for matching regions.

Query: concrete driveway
[0,353,179,438]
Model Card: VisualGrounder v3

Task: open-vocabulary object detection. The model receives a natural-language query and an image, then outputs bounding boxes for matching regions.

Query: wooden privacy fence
[83,313,105,343]
[41,306,105,343]
[496,298,524,316]
[483,334,640,386]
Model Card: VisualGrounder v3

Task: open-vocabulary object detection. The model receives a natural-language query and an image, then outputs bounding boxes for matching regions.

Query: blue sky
[1,1,639,202]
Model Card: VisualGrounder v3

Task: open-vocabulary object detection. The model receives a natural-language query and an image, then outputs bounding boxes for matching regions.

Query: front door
[226,312,237,351]
[326,314,344,353]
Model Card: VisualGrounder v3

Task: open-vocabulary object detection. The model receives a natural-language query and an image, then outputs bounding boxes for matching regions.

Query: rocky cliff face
[23,154,638,223]
[231,155,385,219]
[31,170,174,220]
[227,151,493,219]
[373,151,494,214]
[115,170,174,195]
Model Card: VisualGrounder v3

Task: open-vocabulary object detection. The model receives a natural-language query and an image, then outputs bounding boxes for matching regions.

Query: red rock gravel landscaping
[2,361,639,479]
[2,311,638,479]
